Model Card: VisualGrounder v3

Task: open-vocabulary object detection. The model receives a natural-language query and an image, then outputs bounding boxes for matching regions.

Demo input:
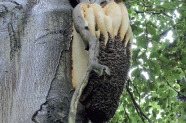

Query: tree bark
[0,0,79,122]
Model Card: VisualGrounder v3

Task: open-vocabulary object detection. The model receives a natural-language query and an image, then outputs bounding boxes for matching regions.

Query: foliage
[111,0,186,122]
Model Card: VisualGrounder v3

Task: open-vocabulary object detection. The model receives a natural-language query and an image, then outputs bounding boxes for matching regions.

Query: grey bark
[0,0,78,123]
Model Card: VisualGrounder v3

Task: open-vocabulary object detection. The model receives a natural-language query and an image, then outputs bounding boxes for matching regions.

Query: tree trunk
[0,0,80,122]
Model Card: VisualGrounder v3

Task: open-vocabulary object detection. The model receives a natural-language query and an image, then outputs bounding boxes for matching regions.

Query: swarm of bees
[71,1,133,122]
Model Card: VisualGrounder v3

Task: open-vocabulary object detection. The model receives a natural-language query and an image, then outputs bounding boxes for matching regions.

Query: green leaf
[148,25,156,35]
[181,57,186,64]
[137,34,147,48]
[111,1,186,122]
[150,51,160,58]
[169,90,178,97]
[152,35,160,42]
[159,56,169,64]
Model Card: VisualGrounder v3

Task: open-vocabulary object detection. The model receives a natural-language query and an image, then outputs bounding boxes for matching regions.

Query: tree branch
[124,108,131,121]
[160,27,172,37]
[69,2,110,123]
[128,79,141,104]
[152,12,172,18]
[127,82,145,123]
[164,78,185,98]
[126,85,151,123]
[166,80,179,93]
[134,10,172,18]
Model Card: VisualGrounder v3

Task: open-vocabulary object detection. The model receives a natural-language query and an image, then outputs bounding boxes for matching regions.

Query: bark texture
[0,0,76,123]
[0,0,132,123]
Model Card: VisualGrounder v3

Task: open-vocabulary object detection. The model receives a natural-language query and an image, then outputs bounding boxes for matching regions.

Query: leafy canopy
[111,0,186,122]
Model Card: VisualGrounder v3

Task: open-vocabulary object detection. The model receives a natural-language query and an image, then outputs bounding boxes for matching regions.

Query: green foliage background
[111,0,186,122]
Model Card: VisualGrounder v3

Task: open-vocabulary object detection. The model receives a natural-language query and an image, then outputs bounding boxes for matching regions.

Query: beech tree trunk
[0,0,83,122]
